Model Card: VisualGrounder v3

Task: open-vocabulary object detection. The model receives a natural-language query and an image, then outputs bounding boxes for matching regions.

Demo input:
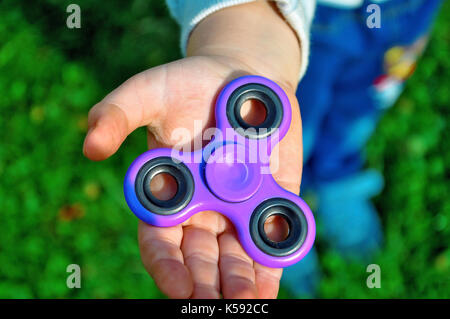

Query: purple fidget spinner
[124,75,315,268]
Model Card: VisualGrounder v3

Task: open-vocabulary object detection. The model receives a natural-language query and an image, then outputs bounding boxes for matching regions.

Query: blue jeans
[299,0,442,185]
[282,0,442,297]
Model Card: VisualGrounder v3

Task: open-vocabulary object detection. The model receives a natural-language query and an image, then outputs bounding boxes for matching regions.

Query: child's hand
[83,2,303,298]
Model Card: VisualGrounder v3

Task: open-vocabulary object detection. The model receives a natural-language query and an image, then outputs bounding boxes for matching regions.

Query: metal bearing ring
[135,157,194,215]
[226,83,283,139]
[250,198,308,256]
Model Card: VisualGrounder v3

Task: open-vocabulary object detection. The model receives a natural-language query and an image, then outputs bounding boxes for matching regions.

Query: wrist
[186,1,301,91]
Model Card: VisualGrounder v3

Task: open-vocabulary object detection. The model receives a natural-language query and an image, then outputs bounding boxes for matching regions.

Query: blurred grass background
[0,0,448,298]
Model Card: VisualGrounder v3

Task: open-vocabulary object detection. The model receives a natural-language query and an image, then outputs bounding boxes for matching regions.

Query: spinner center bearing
[205,144,262,203]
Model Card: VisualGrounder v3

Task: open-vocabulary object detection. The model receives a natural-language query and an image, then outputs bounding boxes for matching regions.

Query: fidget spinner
[124,75,315,268]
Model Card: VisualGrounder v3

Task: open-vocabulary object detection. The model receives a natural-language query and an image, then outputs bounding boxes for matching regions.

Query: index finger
[138,221,193,299]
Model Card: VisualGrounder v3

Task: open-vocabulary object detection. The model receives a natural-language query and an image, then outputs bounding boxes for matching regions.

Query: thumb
[83,66,168,161]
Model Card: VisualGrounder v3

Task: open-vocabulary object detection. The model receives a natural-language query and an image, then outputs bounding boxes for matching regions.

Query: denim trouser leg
[301,0,442,184]
[281,0,442,296]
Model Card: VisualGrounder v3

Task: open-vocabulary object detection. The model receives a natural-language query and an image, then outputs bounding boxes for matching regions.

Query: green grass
[0,0,448,298]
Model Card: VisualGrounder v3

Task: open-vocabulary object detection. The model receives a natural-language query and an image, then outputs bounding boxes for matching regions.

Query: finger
[181,214,222,299]
[253,215,285,298]
[138,221,193,299]
[254,262,283,299]
[83,66,168,160]
[252,199,289,298]
[218,231,258,299]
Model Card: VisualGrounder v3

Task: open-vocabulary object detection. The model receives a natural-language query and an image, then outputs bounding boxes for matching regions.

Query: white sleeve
[166,0,316,80]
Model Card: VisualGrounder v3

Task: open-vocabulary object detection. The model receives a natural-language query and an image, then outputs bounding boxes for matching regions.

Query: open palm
[83,55,303,298]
